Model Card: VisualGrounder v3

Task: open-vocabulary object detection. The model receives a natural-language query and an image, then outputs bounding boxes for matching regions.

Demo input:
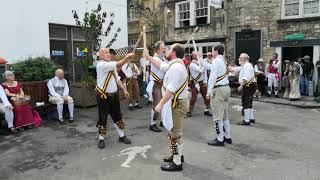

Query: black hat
[109,48,117,55]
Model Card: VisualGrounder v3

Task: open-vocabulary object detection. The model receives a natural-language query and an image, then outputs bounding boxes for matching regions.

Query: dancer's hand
[154,104,162,113]
[206,93,212,100]
[237,85,243,92]
[143,50,151,60]
[123,90,130,99]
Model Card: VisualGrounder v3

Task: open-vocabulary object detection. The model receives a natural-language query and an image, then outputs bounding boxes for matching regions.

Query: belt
[97,92,117,97]
[214,84,229,88]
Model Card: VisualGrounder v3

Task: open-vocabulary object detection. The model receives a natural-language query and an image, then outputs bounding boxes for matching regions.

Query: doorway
[282,46,313,72]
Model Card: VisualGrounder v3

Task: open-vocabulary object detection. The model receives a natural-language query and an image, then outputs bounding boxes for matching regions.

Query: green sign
[284,33,305,40]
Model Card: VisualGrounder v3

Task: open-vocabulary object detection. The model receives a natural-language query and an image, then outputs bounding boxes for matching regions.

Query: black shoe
[68,118,74,123]
[250,119,255,123]
[275,95,279,98]
[161,162,183,171]
[163,155,184,163]
[208,138,225,146]
[237,120,250,126]
[224,137,232,144]
[146,101,152,105]
[129,106,134,110]
[150,124,161,132]
[119,136,132,144]
[98,139,105,149]
[204,111,212,117]
[267,94,271,97]
[134,104,143,109]
[58,118,65,124]
[160,122,164,127]
[187,112,192,117]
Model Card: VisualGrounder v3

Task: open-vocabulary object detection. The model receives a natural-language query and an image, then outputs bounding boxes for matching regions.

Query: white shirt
[189,60,205,82]
[239,62,255,84]
[200,58,213,83]
[162,59,188,99]
[207,55,229,94]
[47,77,69,97]
[0,86,11,107]
[150,54,166,81]
[96,60,120,93]
[122,63,140,79]
[140,57,150,82]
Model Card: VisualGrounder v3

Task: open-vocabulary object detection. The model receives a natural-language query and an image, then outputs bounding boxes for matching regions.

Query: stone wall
[225,0,320,62]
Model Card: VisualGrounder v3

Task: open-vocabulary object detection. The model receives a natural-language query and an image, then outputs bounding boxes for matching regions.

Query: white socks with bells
[173,143,183,165]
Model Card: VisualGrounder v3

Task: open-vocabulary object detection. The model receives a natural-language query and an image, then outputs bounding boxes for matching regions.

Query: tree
[72,3,121,87]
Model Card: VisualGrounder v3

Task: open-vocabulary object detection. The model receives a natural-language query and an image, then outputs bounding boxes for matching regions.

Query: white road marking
[232,105,243,111]
[117,145,152,168]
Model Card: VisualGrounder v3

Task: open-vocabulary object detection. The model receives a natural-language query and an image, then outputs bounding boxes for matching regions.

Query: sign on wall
[235,30,261,65]
[209,0,222,8]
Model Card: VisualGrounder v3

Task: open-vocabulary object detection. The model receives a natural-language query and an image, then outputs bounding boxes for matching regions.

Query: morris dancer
[149,41,167,132]
[229,53,257,126]
[95,48,133,149]
[144,43,189,171]
[206,45,232,146]
[188,51,212,117]
[266,53,280,97]
[122,61,143,110]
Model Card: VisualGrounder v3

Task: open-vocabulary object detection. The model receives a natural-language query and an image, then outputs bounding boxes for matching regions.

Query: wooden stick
[143,26,147,50]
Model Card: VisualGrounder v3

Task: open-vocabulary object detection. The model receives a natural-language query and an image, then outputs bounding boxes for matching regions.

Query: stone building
[225,0,320,84]
[127,0,165,50]
[164,0,227,59]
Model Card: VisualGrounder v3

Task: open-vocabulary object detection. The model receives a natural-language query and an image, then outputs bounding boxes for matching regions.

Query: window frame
[281,0,320,19]
[175,0,210,28]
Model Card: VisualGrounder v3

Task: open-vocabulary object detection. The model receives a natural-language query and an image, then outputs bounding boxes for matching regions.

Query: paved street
[0,97,320,180]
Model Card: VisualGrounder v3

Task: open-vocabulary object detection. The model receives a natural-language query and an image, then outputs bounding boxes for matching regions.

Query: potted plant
[71,3,121,108]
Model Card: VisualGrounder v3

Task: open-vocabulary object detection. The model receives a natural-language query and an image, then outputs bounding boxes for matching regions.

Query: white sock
[98,134,104,140]
[129,103,133,107]
[4,110,14,128]
[173,155,182,165]
[217,120,224,142]
[150,110,156,125]
[223,119,231,139]
[204,108,209,112]
[114,123,125,137]
[135,102,139,106]
[57,104,63,119]
[68,103,74,119]
[275,91,278,95]
[244,109,251,122]
[250,108,254,120]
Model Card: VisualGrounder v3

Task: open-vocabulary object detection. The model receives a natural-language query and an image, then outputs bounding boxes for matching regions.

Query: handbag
[281,75,289,88]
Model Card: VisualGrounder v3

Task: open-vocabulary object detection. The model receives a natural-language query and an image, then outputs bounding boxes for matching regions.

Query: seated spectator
[0,85,16,134]
[2,71,35,131]
[47,69,74,124]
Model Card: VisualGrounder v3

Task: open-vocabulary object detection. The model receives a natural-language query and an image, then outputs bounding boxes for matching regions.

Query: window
[282,0,320,18]
[284,0,300,16]
[178,2,190,27]
[195,0,208,25]
[49,25,67,40]
[202,46,211,59]
[304,0,319,14]
[175,0,211,28]
[128,9,139,22]
[129,39,137,47]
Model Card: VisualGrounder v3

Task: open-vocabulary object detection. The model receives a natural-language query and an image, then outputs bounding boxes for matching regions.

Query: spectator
[2,71,35,131]
[315,59,320,97]
[254,58,267,97]
[47,69,74,124]
[283,60,301,100]
[300,55,314,96]
[0,84,16,134]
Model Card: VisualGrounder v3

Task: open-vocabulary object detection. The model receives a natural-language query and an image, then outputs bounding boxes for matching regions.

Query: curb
[230,94,320,109]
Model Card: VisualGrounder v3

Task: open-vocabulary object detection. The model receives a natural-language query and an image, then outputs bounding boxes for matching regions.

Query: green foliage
[11,57,58,82]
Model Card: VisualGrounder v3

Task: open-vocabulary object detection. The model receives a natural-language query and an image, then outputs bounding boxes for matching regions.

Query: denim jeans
[141,81,148,96]
[300,75,310,96]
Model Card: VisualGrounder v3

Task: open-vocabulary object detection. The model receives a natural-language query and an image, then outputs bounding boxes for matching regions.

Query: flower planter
[70,82,97,108]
